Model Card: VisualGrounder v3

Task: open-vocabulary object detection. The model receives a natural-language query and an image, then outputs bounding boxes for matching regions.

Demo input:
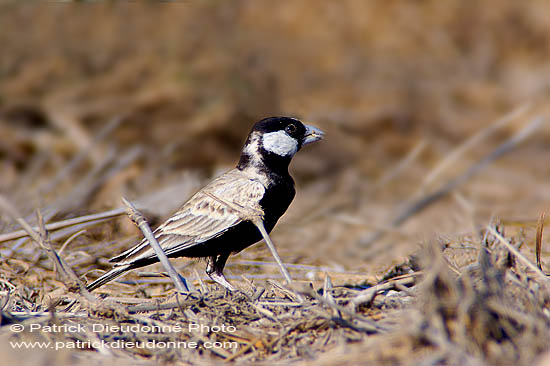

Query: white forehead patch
[262,130,298,156]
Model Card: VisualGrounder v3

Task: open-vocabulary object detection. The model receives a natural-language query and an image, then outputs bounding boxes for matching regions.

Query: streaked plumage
[86,117,324,291]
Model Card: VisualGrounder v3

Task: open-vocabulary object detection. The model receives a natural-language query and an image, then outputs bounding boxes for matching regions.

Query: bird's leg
[206,253,235,291]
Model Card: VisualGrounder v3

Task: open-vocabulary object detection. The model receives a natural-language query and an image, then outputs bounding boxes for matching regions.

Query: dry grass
[2,217,549,365]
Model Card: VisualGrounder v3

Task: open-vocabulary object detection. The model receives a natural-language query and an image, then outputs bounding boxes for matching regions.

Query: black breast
[259,172,295,232]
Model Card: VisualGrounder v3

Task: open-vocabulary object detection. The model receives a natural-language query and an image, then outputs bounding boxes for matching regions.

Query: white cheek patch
[262,131,298,156]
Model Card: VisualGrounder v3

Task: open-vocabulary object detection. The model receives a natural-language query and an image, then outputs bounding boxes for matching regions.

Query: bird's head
[237,117,324,171]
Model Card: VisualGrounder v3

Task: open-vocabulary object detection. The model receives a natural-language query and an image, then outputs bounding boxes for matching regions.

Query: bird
[86,117,324,292]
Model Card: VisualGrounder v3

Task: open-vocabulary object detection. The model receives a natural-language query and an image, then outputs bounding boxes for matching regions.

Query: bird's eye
[285,124,297,134]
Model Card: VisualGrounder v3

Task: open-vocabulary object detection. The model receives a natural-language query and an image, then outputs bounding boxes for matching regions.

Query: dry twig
[0,207,126,243]
[122,197,194,292]
[0,195,97,302]
[536,212,545,271]
[487,226,550,283]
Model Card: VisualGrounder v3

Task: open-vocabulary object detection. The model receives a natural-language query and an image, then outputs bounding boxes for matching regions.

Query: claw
[207,271,236,291]
[205,253,235,291]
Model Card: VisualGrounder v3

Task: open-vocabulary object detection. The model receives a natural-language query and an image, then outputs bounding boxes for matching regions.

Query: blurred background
[1,1,550,285]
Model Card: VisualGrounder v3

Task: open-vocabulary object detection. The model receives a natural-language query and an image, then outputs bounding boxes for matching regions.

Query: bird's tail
[86,264,132,292]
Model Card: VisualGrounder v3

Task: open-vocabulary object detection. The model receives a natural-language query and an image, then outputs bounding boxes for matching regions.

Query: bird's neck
[237,152,292,182]
[236,132,293,180]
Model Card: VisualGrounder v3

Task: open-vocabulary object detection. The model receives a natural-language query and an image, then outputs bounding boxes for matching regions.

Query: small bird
[86,117,324,291]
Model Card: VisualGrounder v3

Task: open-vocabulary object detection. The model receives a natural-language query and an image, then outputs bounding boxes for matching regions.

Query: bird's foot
[208,272,236,292]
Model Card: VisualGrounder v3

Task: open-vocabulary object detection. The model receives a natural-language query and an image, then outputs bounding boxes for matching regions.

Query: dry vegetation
[1,1,550,365]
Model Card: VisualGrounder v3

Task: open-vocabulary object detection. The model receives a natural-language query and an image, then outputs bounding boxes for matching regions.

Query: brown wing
[110,169,265,265]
